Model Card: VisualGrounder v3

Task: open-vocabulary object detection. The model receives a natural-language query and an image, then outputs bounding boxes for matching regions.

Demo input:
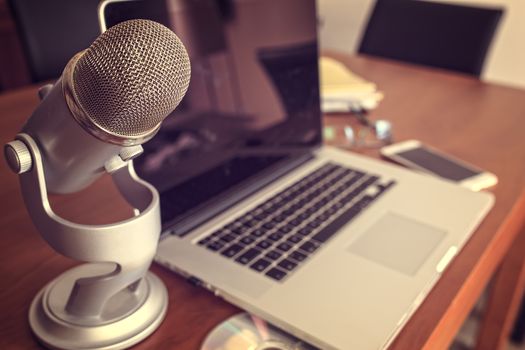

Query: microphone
[17,19,190,193]
[4,19,191,350]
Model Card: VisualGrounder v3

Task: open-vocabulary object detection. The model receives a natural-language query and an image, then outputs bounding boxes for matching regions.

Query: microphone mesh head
[72,19,191,141]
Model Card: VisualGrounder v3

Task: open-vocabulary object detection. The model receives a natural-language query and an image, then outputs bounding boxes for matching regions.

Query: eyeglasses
[324,112,393,149]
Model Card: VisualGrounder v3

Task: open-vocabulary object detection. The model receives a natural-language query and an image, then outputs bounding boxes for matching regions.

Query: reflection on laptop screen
[104,0,320,231]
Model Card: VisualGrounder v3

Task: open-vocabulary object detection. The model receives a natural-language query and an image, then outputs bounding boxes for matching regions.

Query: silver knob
[4,140,32,174]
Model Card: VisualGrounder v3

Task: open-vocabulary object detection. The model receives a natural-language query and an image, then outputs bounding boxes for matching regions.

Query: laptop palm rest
[347,212,447,276]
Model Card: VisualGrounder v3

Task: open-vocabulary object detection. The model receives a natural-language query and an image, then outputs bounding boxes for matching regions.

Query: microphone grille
[71,19,191,142]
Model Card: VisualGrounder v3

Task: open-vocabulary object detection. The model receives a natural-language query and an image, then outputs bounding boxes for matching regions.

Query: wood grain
[1,54,525,349]
[475,206,525,350]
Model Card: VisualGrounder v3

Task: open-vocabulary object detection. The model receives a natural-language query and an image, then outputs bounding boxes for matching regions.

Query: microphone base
[29,264,168,349]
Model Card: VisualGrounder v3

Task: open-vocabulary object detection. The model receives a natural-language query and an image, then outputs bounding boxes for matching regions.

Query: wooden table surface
[1,54,525,350]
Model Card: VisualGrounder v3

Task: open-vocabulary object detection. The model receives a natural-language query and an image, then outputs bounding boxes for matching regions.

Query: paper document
[320,56,383,112]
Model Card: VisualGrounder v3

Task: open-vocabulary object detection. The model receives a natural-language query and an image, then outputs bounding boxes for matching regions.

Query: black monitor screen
[102,0,321,232]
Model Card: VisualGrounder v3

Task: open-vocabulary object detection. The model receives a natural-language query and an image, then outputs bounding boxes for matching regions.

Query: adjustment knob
[4,140,32,174]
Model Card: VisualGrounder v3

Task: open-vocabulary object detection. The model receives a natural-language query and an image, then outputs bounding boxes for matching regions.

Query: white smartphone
[380,140,497,191]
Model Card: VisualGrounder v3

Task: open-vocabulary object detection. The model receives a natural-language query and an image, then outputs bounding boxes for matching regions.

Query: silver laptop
[107,1,494,348]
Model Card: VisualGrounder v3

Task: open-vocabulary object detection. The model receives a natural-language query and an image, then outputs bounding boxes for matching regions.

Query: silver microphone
[21,19,191,194]
[2,19,191,349]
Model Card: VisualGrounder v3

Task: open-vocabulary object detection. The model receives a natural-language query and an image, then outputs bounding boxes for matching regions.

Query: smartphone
[380,140,497,191]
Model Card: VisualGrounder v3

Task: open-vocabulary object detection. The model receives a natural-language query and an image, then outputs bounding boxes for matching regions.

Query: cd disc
[201,312,317,350]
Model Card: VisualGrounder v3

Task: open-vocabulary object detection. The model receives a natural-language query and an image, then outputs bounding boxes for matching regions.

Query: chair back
[358,0,503,76]
[8,0,100,83]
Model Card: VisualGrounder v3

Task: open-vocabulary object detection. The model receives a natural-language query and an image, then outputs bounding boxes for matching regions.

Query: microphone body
[22,78,122,194]
[3,19,191,349]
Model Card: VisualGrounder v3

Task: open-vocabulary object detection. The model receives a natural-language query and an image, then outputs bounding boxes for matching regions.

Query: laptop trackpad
[348,213,447,276]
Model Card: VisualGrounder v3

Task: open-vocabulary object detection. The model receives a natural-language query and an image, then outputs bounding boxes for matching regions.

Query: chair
[358,0,503,77]
[7,0,101,83]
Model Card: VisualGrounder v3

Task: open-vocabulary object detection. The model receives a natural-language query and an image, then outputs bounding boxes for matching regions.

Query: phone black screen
[397,147,481,181]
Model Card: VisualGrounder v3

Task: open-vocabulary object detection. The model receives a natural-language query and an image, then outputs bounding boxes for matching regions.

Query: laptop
[102,0,494,348]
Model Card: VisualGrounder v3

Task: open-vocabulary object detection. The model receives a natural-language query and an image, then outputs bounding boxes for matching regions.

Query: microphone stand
[7,133,168,349]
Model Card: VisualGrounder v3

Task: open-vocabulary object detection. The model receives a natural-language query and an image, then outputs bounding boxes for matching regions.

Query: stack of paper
[320,56,383,113]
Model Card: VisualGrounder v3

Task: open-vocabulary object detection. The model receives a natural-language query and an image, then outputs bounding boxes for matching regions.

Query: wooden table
[1,55,524,349]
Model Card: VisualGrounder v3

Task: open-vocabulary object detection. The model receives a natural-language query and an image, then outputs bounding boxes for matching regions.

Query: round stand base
[29,265,168,349]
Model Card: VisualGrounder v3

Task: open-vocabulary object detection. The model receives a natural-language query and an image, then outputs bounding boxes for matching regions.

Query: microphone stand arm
[14,132,162,319]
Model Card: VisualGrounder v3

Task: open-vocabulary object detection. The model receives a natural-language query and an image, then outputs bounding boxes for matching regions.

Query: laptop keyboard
[196,163,396,282]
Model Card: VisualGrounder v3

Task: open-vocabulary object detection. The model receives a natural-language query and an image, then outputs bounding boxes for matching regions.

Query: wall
[318,0,525,89]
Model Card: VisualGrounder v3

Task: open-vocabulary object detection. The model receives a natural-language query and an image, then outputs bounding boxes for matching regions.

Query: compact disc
[201,312,317,350]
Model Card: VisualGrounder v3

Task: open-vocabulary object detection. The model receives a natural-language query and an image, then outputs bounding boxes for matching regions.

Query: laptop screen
[102,0,321,232]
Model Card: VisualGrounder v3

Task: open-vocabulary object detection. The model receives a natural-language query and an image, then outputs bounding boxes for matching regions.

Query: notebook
[320,56,384,112]
[103,0,494,348]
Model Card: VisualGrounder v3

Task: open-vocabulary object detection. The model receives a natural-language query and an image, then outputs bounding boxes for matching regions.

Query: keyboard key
[249,207,264,216]
[289,218,302,226]
[263,206,278,215]
[343,176,360,188]
[317,198,330,206]
[253,212,268,221]
[276,242,293,252]
[325,207,338,216]
[238,215,254,224]
[256,240,273,250]
[282,208,296,216]
[197,236,212,245]
[278,259,298,271]
[273,199,287,209]
[298,226,313,236]
[273,215,287,223]
[266,267,287,281]
[331,202,344,211]
[311,206,362,243]
[268,232,283,241]
[318,212,331,221]
[210,230,223,237]
[240,236,256,245]
[377,180,396,192]
[206,241,224,251]
[307,220,322,228]
[289,250,307,262]
[225,222,241,231]
[299,241,319,253]
[354,195,374,210]
[250,258,272,272]
[287,234,303,244]
[235,248,262,265]
[231,226,250,235]
[279,225,294,234]
[219,234,236,243]
[221,244,244,258]
[265,250,282,261]
[298,212,310,220]
[244,219,259,227]
[251,228,266,237]
[290,203,302,212]
[364,175,379,186]
[263,222,277,230]
[305,206,317,215]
